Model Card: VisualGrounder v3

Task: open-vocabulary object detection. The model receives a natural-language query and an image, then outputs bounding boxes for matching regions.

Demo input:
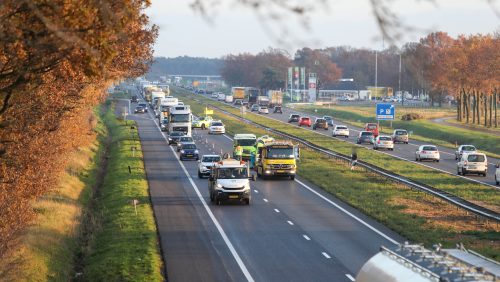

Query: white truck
[168,105,192,136]
[151,91,166,109]
[225,95,234,103]
[208,158,255,205]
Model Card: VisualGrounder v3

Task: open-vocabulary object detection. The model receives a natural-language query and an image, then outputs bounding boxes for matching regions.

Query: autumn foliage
[0,0,157,256]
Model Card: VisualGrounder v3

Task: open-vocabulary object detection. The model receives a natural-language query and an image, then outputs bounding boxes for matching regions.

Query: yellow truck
[231,87,245,103]
[255,140,299,180]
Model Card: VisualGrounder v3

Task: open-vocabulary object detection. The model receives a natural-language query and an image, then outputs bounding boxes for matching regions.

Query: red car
[298,117,312,127]
[364,123,379,137]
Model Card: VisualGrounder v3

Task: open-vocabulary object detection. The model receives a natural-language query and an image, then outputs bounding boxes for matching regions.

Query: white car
[455,145,477,160]
[217,93,226,101]
[495,163,500,185]
[198,154,222,178]
[457,153,488,177]
[332,125,349,138]
[415,145,440,162]
[373,135,394,151]
[208,121,226,134]
[258,106,269,114]
[211,93,219,98]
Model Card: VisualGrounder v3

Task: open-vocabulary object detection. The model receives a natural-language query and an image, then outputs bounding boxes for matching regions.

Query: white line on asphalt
[302,235,311,241]
[148,109,255,282]
[263,198,268,202]
[322,252,331,259]
[287,220,294,226]
[223,134,234,141]
[294,179,399,245]
[345,274,355,281]
[274,208,280,213]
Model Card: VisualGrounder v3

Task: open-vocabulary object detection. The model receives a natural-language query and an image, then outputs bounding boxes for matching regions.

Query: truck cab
[233,134,257,161]
[208,159,254,205]
[168,105,192,136]
[256,140,299,180]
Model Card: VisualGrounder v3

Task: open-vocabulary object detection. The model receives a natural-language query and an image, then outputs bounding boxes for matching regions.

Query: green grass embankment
[80,102,162,281]
[295,105,500,158]
[181,91,499,260]
[175,89,500,211]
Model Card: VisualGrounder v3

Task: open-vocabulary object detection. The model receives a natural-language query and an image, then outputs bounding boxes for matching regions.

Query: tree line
[0,0,157,257]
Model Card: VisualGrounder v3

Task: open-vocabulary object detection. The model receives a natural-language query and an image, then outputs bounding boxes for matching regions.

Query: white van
[217,93,226,101]
[225,95,234,103]
[457,152,488,176]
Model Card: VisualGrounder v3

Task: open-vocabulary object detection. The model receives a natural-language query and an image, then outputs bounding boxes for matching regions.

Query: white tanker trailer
[356,243,499,282]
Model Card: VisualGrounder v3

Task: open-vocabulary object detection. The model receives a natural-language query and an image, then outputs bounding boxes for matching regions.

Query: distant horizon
[147,0,499,58]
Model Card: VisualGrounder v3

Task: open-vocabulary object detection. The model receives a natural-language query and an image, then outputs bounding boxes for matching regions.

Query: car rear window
[422,146,437,151]
[323,116,332,120]
[361,132,373,136]
[302,117,310,120]
[379,137,392,141]
[337,126,348,130]
[170,132,184,136]
[467,154,485,162]
[212,122,223,126]
[180,137,193,142]
[462,146,476,151]
[291,114,299,118]
[395,130,407,135]
[316,119,325,122]
[366,124,377,130]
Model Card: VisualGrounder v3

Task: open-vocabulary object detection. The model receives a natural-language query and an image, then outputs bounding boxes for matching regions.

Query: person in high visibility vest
[234,145,243,161]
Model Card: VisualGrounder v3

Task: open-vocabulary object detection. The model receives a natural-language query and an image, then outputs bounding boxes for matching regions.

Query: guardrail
[194,98,500,224]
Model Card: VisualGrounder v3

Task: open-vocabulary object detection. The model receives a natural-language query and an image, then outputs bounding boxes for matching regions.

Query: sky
[146,0,499,58]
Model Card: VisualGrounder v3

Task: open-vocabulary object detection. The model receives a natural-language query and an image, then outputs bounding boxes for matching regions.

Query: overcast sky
[146,0,499,58]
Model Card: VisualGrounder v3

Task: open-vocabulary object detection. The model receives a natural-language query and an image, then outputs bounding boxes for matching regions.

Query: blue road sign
[376,103,395,120]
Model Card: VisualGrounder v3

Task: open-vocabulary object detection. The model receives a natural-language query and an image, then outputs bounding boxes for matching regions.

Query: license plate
[228,195,239,199]
[469,166,476,169]
[186,154,193,157]
[277,170,285,173]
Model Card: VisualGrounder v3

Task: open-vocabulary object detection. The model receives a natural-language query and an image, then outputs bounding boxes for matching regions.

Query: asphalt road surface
[120,95,405,282]
[199,94,499,188]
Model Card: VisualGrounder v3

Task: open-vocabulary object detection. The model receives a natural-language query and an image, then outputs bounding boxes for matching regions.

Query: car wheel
[462,168,466,175]
[332,134,336,137]
[436,160,439,162]
[198,171,203,178]
[210,192,214,202]
[416,156,419,161]
[457,168,461,175]
[244,199,250,205]
[483,171,487,177]
[496,176,499,185]
[290,175,295,180]
[390,148,394,151]
[373,147,377,150]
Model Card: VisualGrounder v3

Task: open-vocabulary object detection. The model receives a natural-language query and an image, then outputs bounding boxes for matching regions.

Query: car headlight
[180,150,185,154]
[194,150,199,154]
[216,183,223,188]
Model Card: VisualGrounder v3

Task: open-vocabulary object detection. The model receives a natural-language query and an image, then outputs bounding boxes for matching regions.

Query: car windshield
[182,144,197,150]
[367,124,377,130]
[217,167,248,179]
[379,137,392,141]
[361,132,373,136]
[395,130,407,135]
[135,106,143,109]
[212,122,223,126]
[180,137,193,142]
[170,114,190,122]
[170,132,184,137]
[467,154,485,162]
[139,103,147,107]
[267,147,294,159]
[202,156,221,162]
[236,139,256,146]
[462,146,476,151]
[291,115,299,118]
[422,146,437,151]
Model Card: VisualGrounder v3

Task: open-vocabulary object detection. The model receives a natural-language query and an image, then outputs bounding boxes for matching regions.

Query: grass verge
[174,89,500,212]
[295,105,500,158]
[183,92,499,260]
[77,102,162,281]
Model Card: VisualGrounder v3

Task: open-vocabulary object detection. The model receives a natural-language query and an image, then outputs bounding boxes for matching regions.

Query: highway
[198,93,500,188]
[120,94,405,281]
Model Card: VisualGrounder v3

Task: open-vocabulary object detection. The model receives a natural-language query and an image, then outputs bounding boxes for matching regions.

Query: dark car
[177,136,195,152]
[273,106,283,114]
[357,131,375,144]
[168,131,185,145]
[323,116,334,126]
[179,143,199,161]
[134,106,145,113]
[313,118,328,130]
[131,95,138,103]
[160,119,169,132]
[138,102,148,112]
[288,114,300,123]
[251,104,260,112]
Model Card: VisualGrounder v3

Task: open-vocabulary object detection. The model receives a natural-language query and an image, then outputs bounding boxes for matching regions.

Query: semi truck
[268,90,283,108]
[245,87,260,106]
[255,140,299,180]
[157,96,179,123]
[168,105,192,136]
[257,96,270,107]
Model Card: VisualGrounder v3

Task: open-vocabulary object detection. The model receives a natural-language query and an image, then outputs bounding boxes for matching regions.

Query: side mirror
[294,145,300,160]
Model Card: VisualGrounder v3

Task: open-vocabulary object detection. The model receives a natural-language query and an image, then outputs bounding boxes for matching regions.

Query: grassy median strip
[295,105,500,158]
[183,93,499,260]
[175,89,500,211]
[79,102,162,281]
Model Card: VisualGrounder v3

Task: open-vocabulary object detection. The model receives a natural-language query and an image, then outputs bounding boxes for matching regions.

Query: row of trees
[0,0,157,257]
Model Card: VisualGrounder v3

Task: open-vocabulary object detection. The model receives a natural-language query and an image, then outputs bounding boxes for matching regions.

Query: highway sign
[376,103,395,120]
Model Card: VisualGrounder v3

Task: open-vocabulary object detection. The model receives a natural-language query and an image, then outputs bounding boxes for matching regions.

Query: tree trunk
[457,90,461,121]
[476,91,480,125]
[472,92,476,124]
[489,93,493,127]
[495,89,498,128]
[484,92,488,127]
[465,91,469,123]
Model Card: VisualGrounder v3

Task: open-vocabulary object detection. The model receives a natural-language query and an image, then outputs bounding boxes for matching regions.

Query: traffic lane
[191,129,404,274]
[242,104,499,186]
[126,102,246,282]
[179,132,354,282]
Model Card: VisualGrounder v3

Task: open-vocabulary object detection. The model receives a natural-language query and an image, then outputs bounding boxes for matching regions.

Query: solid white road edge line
[148,108,255,282]
[345,274,355,281]
[294,179,399,245]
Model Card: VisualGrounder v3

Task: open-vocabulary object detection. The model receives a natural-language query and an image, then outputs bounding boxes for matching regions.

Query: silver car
[415,145,440,162]
[454,145,477,160]
[392,129,409,144]
[373,136,394,151]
